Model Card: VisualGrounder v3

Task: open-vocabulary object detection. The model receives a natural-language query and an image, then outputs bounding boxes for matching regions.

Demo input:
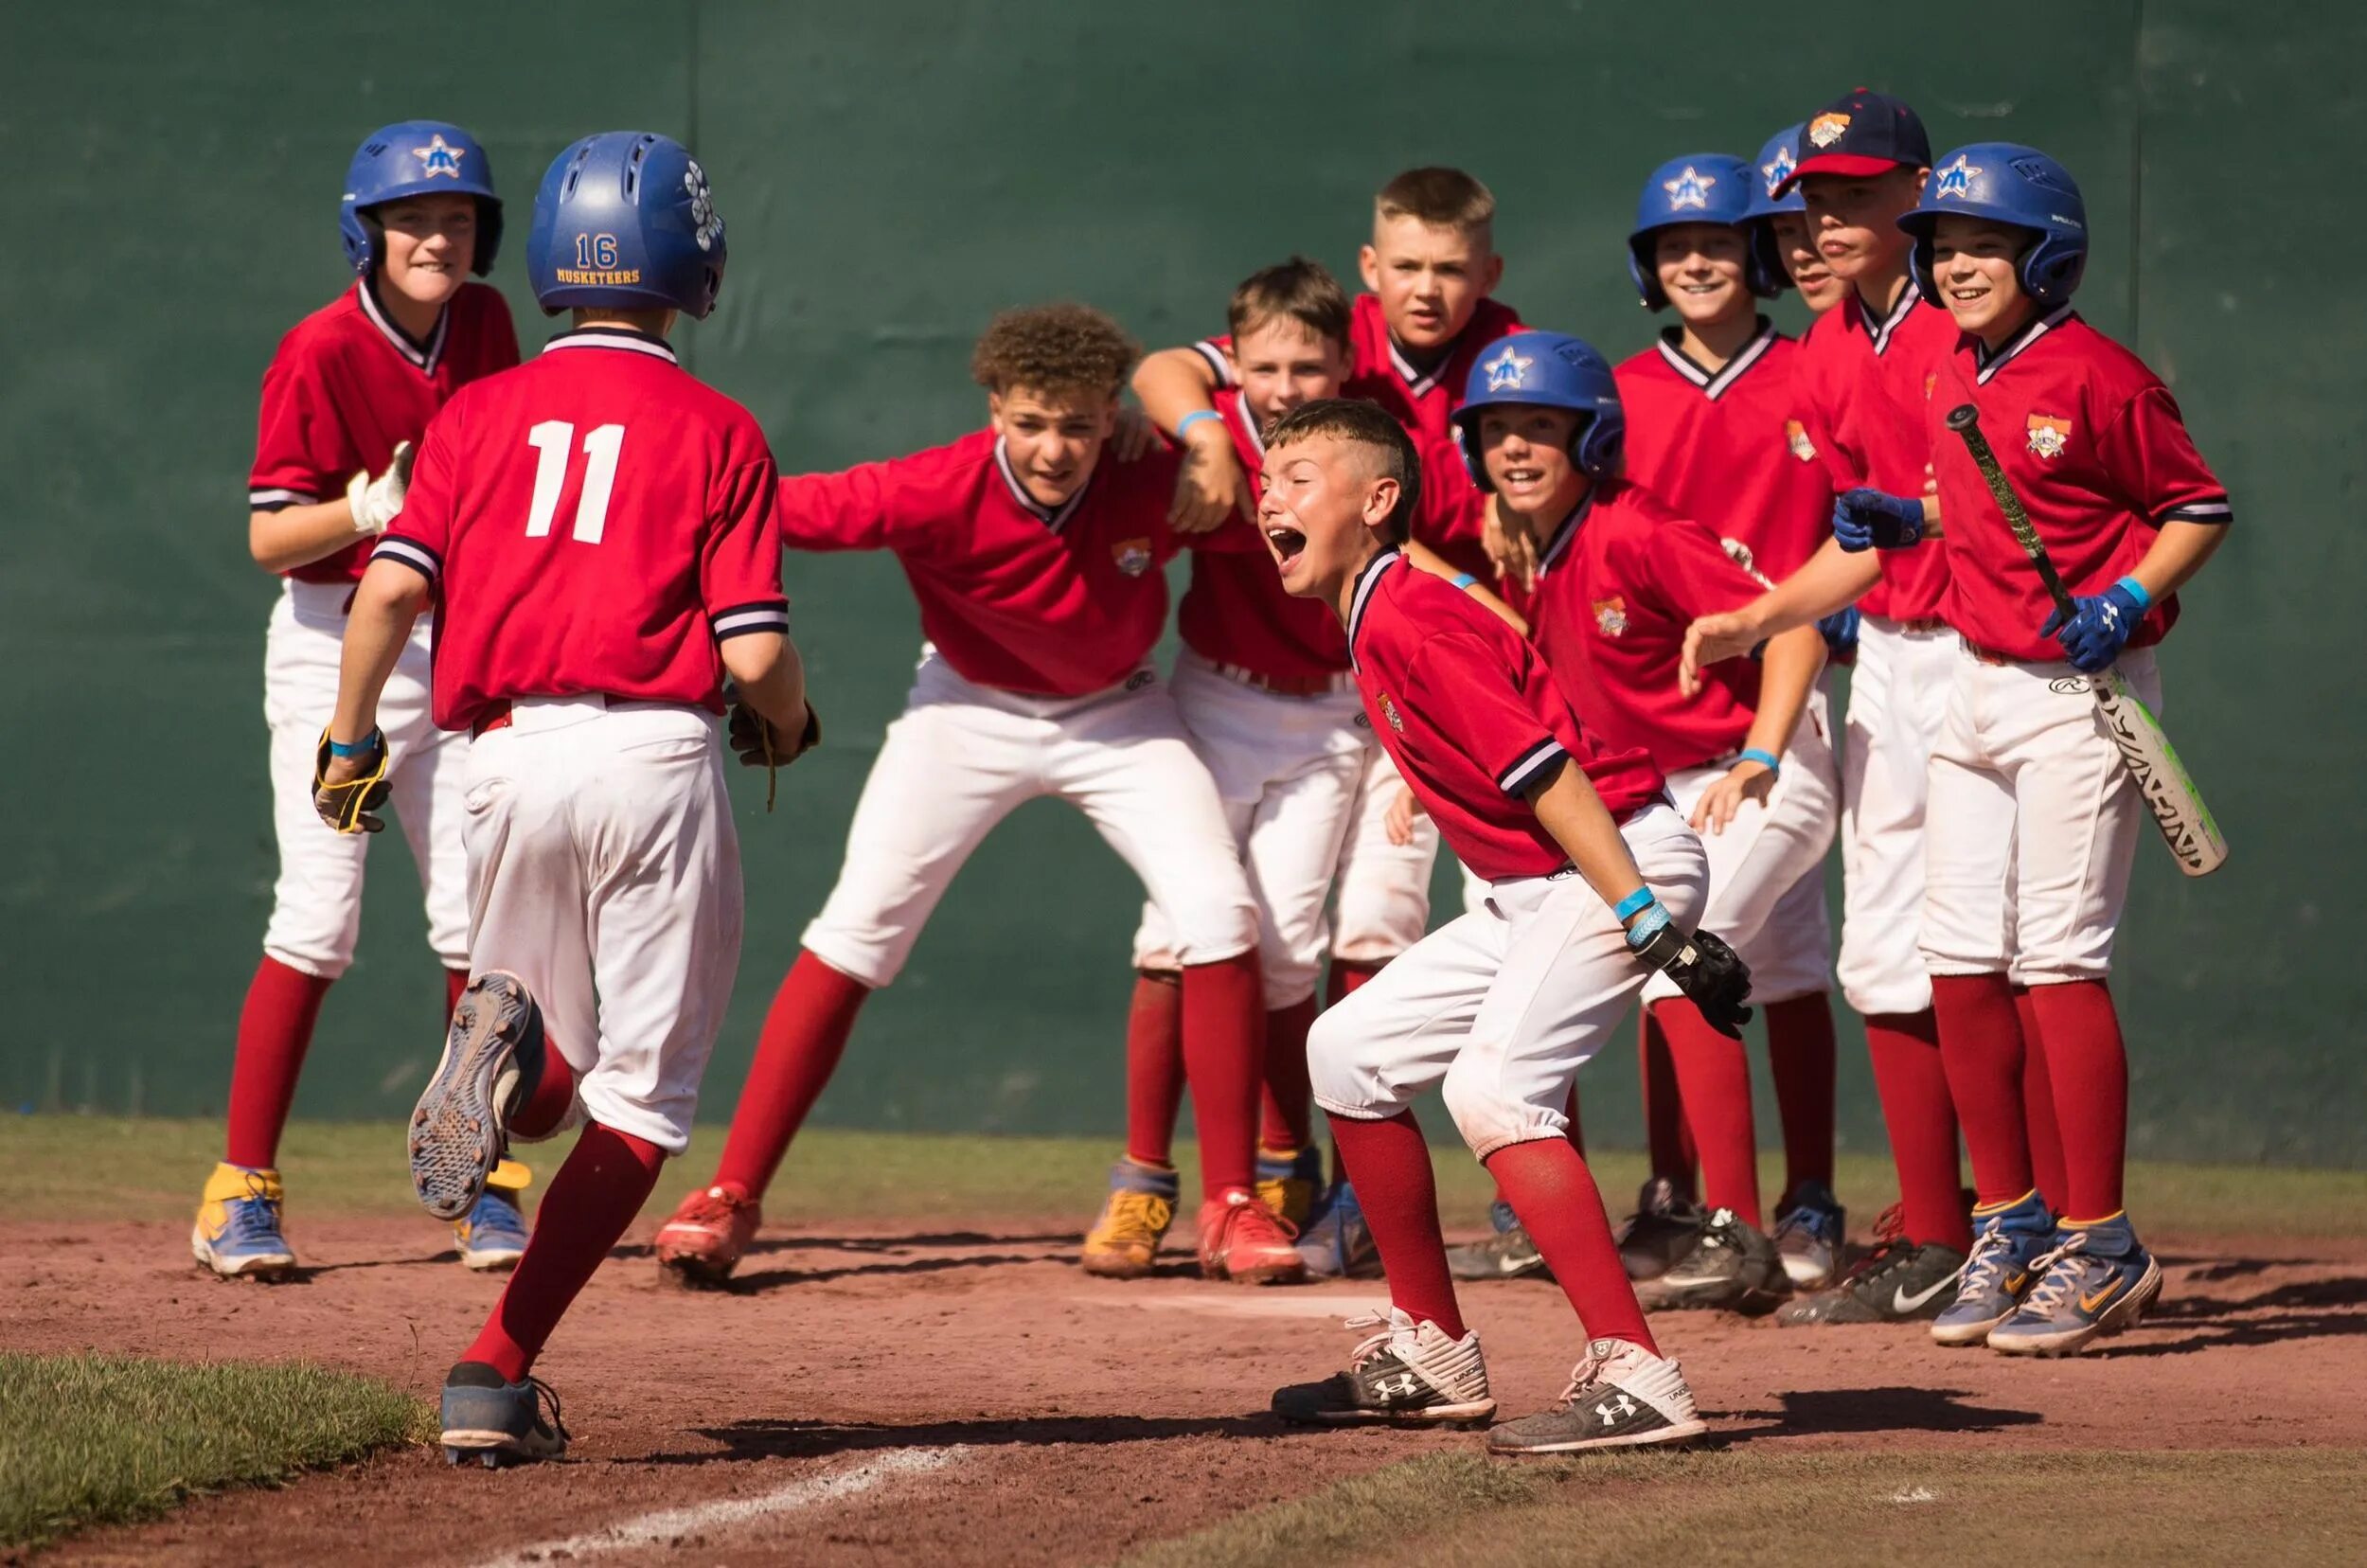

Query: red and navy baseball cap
[1777,88,1932,192]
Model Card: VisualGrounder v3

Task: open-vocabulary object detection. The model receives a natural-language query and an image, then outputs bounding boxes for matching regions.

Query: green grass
[11,1116,2367,1240]
[0,1353,433,1551]
[1113,1448,2367,1568]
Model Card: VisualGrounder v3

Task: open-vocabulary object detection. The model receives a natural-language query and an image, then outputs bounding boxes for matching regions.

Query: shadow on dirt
[655,1412,1284,1464]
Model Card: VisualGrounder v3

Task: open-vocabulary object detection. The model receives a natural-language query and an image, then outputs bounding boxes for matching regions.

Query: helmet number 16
[524,420,625,544]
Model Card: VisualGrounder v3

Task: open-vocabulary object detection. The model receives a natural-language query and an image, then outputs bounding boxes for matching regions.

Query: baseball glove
[312,729,391,834]
[1632,924,1753,1038]
[727,700,820,811]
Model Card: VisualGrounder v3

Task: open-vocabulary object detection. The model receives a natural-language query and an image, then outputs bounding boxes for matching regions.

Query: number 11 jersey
[376,327,792,735]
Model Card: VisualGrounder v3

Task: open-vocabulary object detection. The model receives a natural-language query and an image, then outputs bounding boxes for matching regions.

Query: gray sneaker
[1487,1338,1707,1456]
[1272,1308,1495,1428]
[1640,1208,1789,1314]
[1615,1177,1706,1282]
[1448,1223,1550,1281]
[440,1362,568,1468]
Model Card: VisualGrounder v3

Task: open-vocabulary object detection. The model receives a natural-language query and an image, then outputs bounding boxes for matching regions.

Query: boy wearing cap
[1901,146,2228,1355]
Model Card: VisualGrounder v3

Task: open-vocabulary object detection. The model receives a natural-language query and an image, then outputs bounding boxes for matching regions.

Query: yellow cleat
[1081,1161,1179,1279]
[453,1159,533,1272]
[1255,1145,1325,1229]
[191,1162,297,1279]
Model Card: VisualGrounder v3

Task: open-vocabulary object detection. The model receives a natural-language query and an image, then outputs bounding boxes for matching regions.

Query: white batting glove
[346,440,416,536]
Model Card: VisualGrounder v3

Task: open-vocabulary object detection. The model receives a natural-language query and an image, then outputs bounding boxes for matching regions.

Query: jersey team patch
[2027,415,2072,459]
[1112,538,1153,577]
[1378,693,1405,734]
[1593,596,1629,637]
[1786,419,1817,461]
[1807,112,1851,148]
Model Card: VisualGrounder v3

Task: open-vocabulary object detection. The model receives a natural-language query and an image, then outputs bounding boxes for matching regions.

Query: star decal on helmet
[1663,165,1716,210]
[411,134,468,179]
[1934,153,1984,201]
[1761,145,1796,198]
[1484,345,1534,393]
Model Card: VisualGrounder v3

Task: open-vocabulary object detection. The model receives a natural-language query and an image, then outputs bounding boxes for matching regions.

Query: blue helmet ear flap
[1628,237,1667,312]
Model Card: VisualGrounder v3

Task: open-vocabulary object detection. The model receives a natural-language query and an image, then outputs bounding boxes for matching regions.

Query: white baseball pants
[1836,616,1958,1016]
[1328,744,1441,964]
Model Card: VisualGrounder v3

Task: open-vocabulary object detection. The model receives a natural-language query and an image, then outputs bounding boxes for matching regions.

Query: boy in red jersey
[1256,400,1746,1452]
[195,121,524,1282]
[1684,89,1985,1325]
[1450,332,1827,1315]
[317,133,810,1463]
[1900,147,2229,1355]
[653,305,1303,1289]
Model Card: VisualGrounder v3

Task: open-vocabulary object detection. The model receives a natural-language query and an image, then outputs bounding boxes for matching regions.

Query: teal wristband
[2112,575,2152,613]
[328,730,381,759]
[1623,903,1673,952]
[1175,409,1221,438]
[1612,887,1657,922]
[1739,746,1782,775]
[1450,572,1478,590]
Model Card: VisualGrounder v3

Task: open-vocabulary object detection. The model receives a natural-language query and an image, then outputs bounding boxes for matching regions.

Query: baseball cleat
[409,971,545,1222]
[1272,1307,1495,1428]
[1931,1190,2054,1346]
[1199,1190,1307,1285]
[1486,1338,1706,1456]
[1776,1205,1967,1326]
[1640,1208,1789,1314]
[439,1362,568,1467]
[1985,1214,2162,1357]
[1615,1176,1707,1282]
[1447,1222,1550,1282]
[1295,1179,1384,1280]
[452,1160,534,1272]
[653,1183,762,1287]
[1254,1145,1325,1230]
[1080,1160,1178,1279]
[190,1163,298,1280]
[1772,1180,1846,1291]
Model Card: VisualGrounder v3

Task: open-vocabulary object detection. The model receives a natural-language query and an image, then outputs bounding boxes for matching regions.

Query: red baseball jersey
[1791,284,1958,620]
[1346,546,1664,882]
[1929,308,2231,659]
[777,430,1218,698]
[373,329,790,735]
[1173,391,1348,681]
[250,280,520,584]
[1506,479,1771,775]
[1195,293,1525,579]
[1615,321,1834,585]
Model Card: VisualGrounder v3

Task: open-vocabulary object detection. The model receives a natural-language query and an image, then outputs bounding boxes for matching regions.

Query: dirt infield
[7,1215,2362,1567]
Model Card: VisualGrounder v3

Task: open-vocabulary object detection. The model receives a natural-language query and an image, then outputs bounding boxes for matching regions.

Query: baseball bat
[1944,404,2229,877]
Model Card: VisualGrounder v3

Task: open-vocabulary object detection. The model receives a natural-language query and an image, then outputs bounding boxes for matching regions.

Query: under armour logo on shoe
[1596,1394,1637,1425]
[1374,1371,1421,1400]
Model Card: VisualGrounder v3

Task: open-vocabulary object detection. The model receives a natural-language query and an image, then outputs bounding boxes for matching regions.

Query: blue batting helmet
[1627,154,1777,309]
[526,132,728,319]
[1897,143,2088,309]
[1740,125,1805,295]
[1450,331,1624,491]
[340,120,502,277]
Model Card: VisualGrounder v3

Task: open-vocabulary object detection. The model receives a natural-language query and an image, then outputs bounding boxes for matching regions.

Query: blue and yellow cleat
[439,1362,568,1468]
[1254,1145,1325,1229]
[453,1160,533,1272]
[1986,1212,2162,1357]
[1296,1178,1383,1280]
[190,1162,297,1280]
[1932,1189,2055,1346]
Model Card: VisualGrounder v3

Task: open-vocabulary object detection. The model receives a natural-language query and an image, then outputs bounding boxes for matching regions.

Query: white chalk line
[469,1446,960,1567]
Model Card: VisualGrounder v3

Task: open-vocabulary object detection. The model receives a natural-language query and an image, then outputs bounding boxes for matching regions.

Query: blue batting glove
[1818,605,1860,656]
[2038,579,2148,673]
[1832,488,1924,551]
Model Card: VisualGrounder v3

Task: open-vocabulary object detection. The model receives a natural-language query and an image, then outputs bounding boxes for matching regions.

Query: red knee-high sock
[508,1030,580,1142]
[1765,994,1838,1196]
[1650,1000,1760,1225]
[1123,971,1185,1167]
[711,952,871,1201]
[462,1124,664,1381]
[1930,974,2033,1208]
[1326,1110,1464,1339]
[224,956,335,1169]
[2013,986,2069,1216]
[1638,1009,1696,1195]
[1326,957,1380,1007]
[2025,980,2127,1220]
[1863,1009,1971,1252]
[1180,952,1261,1199]
[445,967,469,1019]
[1259,998,1318,1153]
[1486,1138,1657,1354]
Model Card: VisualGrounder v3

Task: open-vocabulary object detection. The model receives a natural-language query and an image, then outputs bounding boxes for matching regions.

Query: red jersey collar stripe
[992,437,1092,530]
[1653,318,1780,401]
[1867,281,1919,356]
[1973,305,2076,385]
[542,328,680,365]
[1387,335,1455,398]
[356,279,450,375]
[1344,545,1404,671]
[1535,493,1595,577]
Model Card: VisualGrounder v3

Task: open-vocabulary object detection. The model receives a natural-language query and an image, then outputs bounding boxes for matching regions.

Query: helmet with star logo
[1449,330,1624,490]
[1738,126,1806,297]
[1627,153,1779,310]
[340,121,503,277]
[527,132,729,319]
[1895,142,2088,309]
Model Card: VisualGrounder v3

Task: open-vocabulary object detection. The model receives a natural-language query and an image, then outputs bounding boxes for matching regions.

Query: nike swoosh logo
[2005,1272,2029,1294]
[1893,1277,1955,1313]
[2080,1279,2125,1314]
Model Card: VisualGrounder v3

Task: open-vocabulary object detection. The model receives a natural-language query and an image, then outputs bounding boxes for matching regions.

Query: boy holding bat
[1893,144,2230,1354]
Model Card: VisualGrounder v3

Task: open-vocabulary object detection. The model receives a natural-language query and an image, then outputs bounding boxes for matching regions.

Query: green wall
[5,2,2357,1164]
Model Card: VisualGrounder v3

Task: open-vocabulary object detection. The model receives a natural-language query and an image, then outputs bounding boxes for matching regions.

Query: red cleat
[653,1184,761,1287]
[1199,1190,1308,1286]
